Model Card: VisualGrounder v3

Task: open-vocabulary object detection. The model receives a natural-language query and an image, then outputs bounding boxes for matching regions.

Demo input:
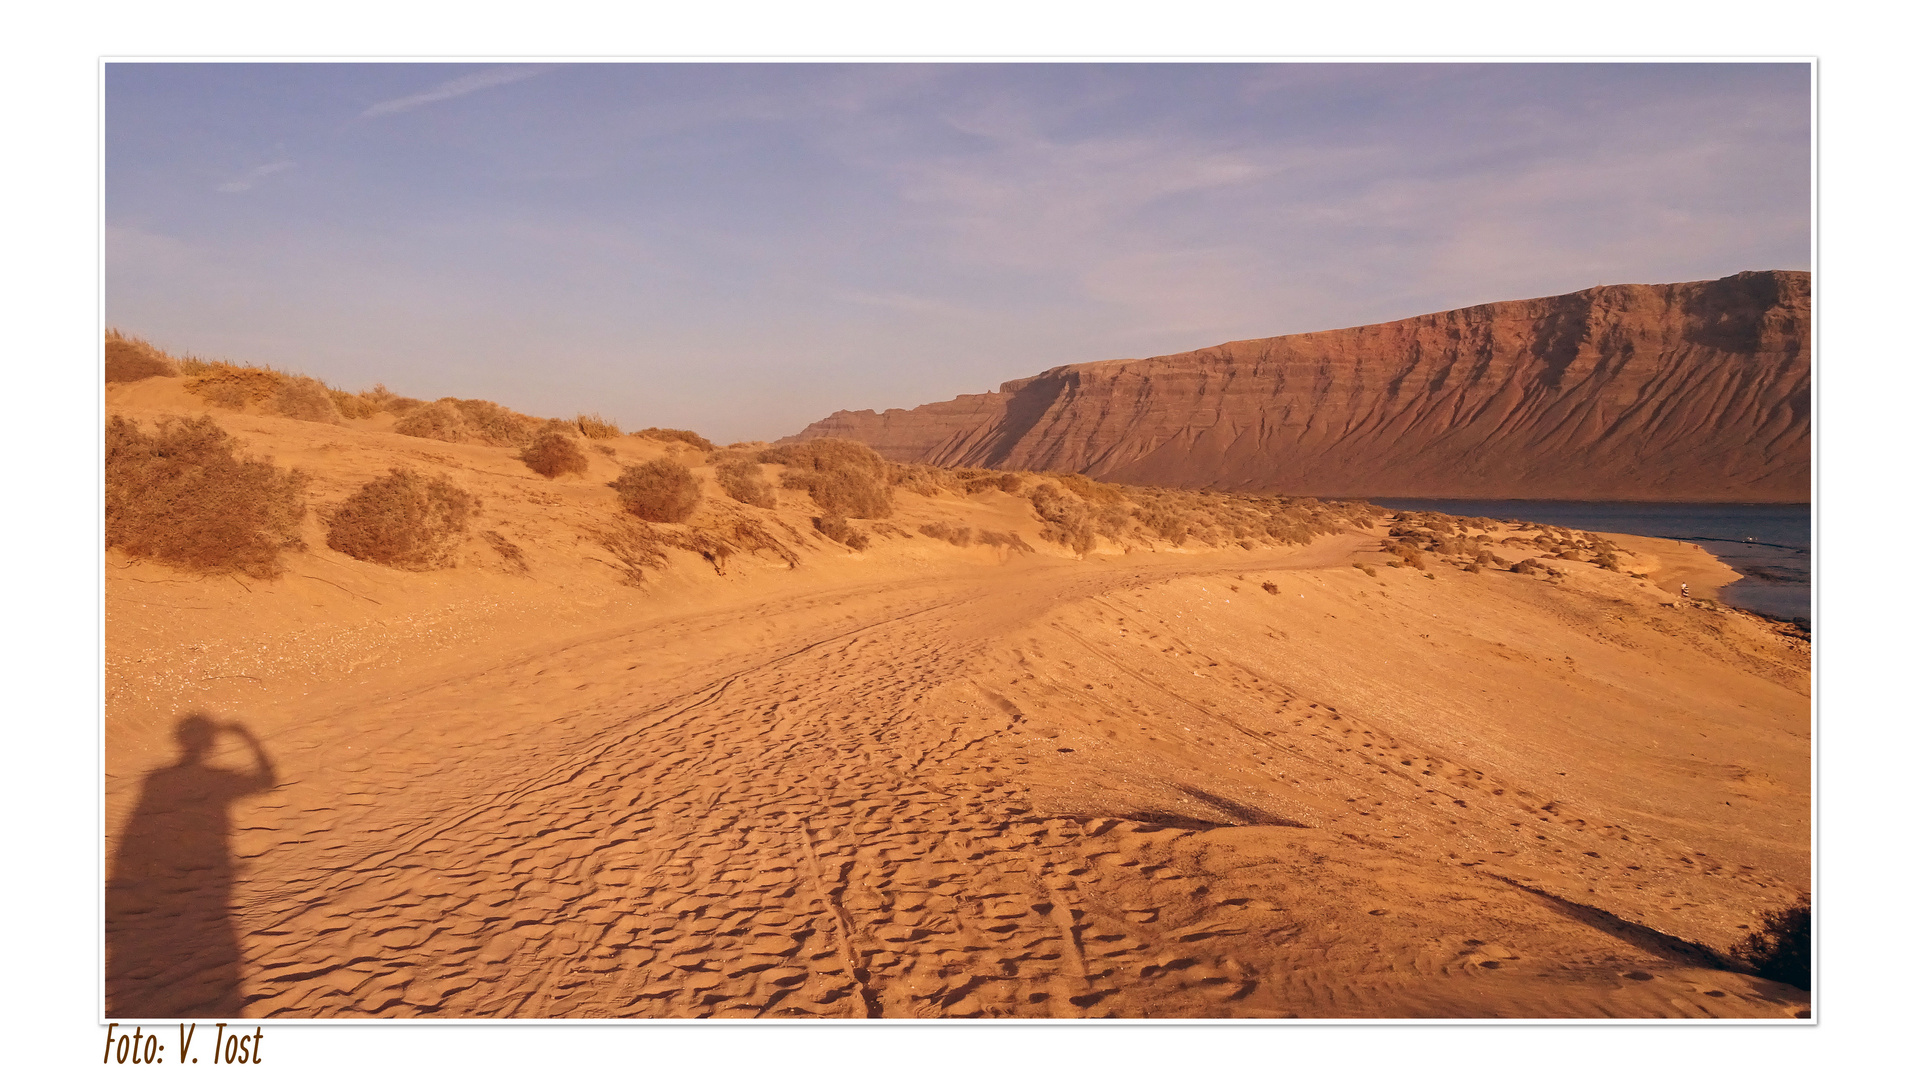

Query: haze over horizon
[107,62,1811,444]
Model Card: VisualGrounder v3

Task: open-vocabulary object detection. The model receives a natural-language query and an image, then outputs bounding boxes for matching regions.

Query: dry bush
[919,521,973,547]
[451,398,544,446]
[327,387,385,419]
[273,376,346,424]
[184,362,287,408]
[962,471,1023,496]
[576,413,622,439]
[635,427,714,451]
[1053,473,1125,505]
[104,331,177,382]
[611,459,702,522]
[814,512,870,550]
[520,429,591,478]
[763,438,894,519]
[1732,903,1810,991]
[1029,482,1095,554]
[105,414,307,578]
[714,457,777,508]
[887,463,947,497]
[393,400,473,443]
[325,469,477,570]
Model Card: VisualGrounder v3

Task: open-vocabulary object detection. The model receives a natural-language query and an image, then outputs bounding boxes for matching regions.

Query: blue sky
[106,62,1811,443]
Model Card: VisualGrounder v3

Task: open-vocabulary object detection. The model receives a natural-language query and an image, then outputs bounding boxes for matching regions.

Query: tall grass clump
[519,428,590,478]
[325,468,477,570]
[576,413,622,439]
[761,438,893,519]
[611,459,702,522]
[104,330,178,382]
[105,415,307,578]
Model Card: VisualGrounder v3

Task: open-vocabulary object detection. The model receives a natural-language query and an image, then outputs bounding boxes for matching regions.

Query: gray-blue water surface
[1363,500,1811,624]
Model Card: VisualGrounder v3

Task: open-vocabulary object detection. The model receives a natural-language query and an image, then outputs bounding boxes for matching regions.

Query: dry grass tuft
[105,414,307,578]
[611,459,702,522]
[482,530,530,574]
[104,330,178,382]
[520,429,591,478]
[592,520,669,587]
[325,469,478,570]
[576,413,622,439]
[762,438,894,519]
[634,427,714,451]
[919,521,973,547]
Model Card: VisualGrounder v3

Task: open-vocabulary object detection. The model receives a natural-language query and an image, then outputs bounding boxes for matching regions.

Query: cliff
[786,270,1811,502]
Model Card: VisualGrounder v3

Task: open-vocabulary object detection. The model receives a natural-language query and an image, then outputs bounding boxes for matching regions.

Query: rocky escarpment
[786,270,1810,502]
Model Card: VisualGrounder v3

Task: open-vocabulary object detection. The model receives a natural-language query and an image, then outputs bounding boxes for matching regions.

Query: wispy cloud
[216,160,294,193]
[361,66,550,118]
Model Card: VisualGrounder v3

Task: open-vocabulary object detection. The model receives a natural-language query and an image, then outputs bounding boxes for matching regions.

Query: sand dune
[104,379,1809,1019]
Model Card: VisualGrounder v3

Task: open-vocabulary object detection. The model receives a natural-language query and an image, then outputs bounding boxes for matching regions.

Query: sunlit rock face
[786,270,1810,502]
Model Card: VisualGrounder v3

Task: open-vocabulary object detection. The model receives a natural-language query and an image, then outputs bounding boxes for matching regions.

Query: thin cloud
[216,160,294,193]
[361,66,550,118]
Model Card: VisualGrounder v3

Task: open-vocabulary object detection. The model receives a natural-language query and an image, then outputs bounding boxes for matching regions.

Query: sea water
[1363,499,1812,625]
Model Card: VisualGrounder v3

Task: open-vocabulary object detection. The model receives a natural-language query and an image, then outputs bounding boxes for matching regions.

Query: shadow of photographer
[107,714,276,1018]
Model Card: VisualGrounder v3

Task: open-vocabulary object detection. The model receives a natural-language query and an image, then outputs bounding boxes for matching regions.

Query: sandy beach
[104,379,1810,1019]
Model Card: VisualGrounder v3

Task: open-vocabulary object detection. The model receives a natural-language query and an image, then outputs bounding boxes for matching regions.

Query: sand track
[107,536,1809,1019]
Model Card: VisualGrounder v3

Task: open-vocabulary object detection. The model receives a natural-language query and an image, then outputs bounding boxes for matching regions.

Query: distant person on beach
[107,714,276,1017]
[1681,582,1690,599]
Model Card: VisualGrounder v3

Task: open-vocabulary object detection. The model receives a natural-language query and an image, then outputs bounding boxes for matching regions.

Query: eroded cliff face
[787,270,1810,501]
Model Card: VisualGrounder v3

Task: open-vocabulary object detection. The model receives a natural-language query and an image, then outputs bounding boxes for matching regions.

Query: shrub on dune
[105,414,307,578]
[762,438,893,519]
[520,429,591,478]
[325,468,478,570]
[394,399,473,443]
[273,376,346,424]
[611,459,702,522]
[714,457,777,508]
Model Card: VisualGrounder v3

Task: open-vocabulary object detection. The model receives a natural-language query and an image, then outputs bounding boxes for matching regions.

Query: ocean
[1362,499,1812,625]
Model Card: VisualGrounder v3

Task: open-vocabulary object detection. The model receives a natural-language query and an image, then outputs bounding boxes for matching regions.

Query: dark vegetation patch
[105,414,307,578]
[610,459,702,523]
[1733,902,1810,991]
[325,469,478,570]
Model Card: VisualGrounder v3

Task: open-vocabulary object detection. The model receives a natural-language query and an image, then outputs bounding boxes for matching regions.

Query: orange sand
[104,380,1810,1019]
